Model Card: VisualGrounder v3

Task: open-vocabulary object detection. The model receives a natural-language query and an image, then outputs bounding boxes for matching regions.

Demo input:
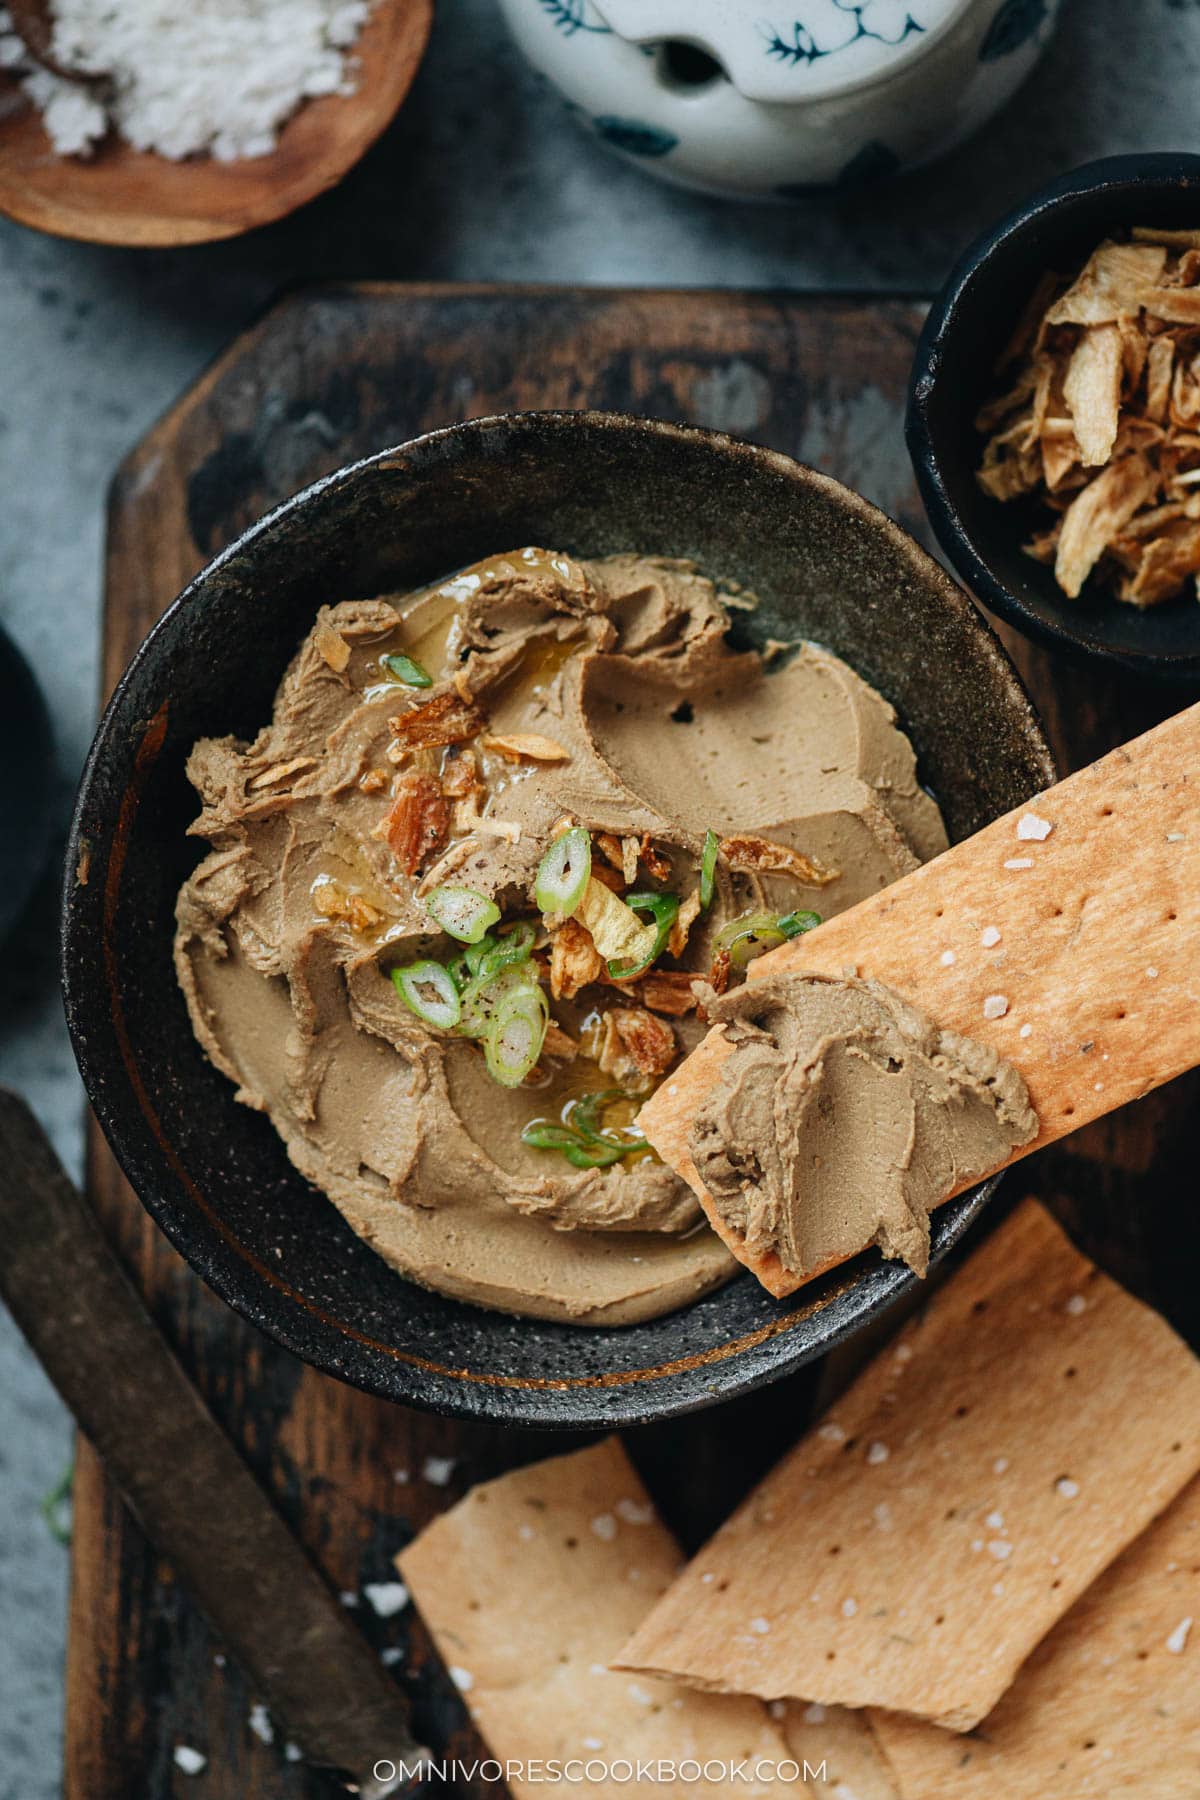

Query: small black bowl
[909,153,1200,682]
[62,413,1053,1427]
[0,621,53,945]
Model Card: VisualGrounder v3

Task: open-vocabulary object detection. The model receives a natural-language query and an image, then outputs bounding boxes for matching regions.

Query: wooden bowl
[0,0,432,247]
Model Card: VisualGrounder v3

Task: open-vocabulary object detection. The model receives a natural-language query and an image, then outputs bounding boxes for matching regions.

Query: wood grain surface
[642,702,1200,1294]
[68,286,1200,1799]
[0,0,432,247]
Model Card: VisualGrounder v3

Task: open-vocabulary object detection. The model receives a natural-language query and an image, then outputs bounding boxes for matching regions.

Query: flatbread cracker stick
[614,1201,1200,1732]
[397,1438,806,1800]
[871,1472,1200,1794]
[640,700,1200,1297]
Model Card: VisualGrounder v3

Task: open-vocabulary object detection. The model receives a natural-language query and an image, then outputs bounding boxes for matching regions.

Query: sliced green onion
[465,918,537,981]
[569,1090,644,1153]
[563,1140,627,1169]
[607,891,680,981]
[521,1092,642,1169]
[699,828,719,911]
[715,910,788,969]
[535,827,591,917]
[458,963,542,1039]
[485,988,548,1087]
[713,907,823,968]
[521,1121,587,1151]
[445,950,472,991]
[383,652,432,687]
[392,959,461,1029]
[425,884,500,944]
[778,908,822,940]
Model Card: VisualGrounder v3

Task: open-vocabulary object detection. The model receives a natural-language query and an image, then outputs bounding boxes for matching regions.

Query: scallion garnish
[535,827,591,917]
[392,959,461,1029]
[607,891,680,981]
[715,907,823,967]
[714,910,787,967]
[699,828,719,910]
[465,918,537,982]
[485,987,548,1087]
[383,652,433,687]
[457,963,542,1039]
[777,909,822,940]
[425,884,501,944]
[562,1140,627,1169]
[521,1089,645,1169]
[521,1122,586,1152]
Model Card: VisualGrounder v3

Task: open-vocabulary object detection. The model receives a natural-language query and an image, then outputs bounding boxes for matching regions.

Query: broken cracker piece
[873,1471,1200,1795]
[397,1440,801,1800]
[614,1201,1200,1733]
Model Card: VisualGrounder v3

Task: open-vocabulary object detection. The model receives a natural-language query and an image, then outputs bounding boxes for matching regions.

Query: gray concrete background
[0,0,1196,1790]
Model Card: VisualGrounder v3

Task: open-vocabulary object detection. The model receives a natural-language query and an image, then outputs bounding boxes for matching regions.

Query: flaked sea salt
[0,0,369,162]
[423,1455,456,1487]
[616,1498,655,1525]
[1166,1617,1193,1655]
[983,994,1009,1020]
[173,1747,207,1776]
[749,1616,771,1634]
[1004,857,1033,871]
[450,1667,475,1692]
[980,925,1001,948]
[866,1441,889,1466]
[591,1513,617,1542]
[939,949,956,967]
[1019,1023,1032,1039]
[248,1703,274,1745]
[1017,812,1052,841]
[1056,1477,1080,1499]
[364,1581,409,1618]
[841,1597,858,1618]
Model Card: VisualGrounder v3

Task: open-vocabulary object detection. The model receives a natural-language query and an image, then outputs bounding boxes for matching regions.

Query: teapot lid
[592,0,972,103]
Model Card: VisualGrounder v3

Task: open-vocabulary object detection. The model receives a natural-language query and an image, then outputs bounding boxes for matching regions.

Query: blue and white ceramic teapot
[498,0,1060,200]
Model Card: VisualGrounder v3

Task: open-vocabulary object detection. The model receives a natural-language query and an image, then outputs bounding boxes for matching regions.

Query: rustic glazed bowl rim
[908,152,1200,681]
[62,410,1052,1426]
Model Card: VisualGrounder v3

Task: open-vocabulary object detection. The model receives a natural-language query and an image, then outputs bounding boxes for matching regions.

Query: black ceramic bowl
[909,153,1200,682]
[63,413,1053,1426]
[0,621,53,944]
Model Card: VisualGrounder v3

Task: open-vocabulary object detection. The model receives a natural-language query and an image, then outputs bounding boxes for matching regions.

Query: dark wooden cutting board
[66,285,1200,1799]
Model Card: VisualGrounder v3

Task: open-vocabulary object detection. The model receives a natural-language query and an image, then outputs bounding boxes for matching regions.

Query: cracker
[639,701,1200,1299]
[397,1438,802,1799]
[615,1202,1200,1731]
[872,1473,1200,1794]
[780,1703,899,1799]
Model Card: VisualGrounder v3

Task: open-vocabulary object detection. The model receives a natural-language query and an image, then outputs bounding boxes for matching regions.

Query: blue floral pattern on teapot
[503,0,1062,199]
